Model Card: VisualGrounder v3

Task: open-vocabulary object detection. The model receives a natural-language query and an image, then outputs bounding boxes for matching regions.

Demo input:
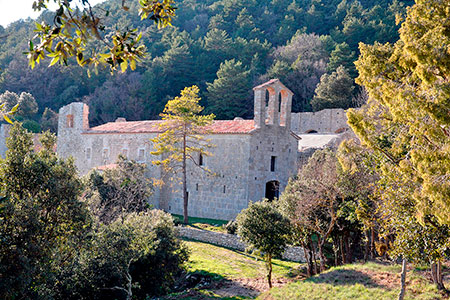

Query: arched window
[278,92,282,112]
[265,89,270,107]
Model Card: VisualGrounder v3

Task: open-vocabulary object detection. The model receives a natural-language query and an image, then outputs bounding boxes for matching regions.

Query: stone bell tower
[253,79,293,129]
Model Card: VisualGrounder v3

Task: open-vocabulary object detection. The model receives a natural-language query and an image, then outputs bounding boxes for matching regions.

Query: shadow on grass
[165,269,257,300]
[306,269,385,289]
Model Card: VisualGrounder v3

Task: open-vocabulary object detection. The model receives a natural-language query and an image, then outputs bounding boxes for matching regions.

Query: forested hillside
[0,0,414,130]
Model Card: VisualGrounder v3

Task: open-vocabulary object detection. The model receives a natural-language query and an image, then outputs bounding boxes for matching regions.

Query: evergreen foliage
[236,200,291,288]
[311,66,355,111]
[206,59,252,119]
[348,0,450,225]
[55,211,189,299]
[84,156,153,224]
[0,0,412,127]
[151,86,215,224]
[0,123,90,298]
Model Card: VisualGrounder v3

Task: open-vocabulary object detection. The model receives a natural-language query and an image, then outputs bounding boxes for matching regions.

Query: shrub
[84,155,153,224]
[21,119,41,133]
[236,200,291,288]
[56,210,189,299]
[225,219,237,234]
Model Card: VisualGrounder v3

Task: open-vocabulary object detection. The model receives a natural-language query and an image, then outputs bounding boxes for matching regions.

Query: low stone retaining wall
[177,226,305,262]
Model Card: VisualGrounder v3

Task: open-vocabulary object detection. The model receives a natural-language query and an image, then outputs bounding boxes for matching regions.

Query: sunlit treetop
[26,0,176,74]
[348,0,450,225]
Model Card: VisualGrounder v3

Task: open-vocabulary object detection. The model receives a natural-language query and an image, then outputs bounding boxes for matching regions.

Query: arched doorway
[305,129,318,134]
[265,180,280,201]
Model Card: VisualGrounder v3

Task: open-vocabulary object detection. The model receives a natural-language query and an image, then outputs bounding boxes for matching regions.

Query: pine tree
[347,0,450,291]
[206,59,252,119]
[348,0,450,225]
[327,42,357,77]
[311,66,354,111]
[151,86,215,224]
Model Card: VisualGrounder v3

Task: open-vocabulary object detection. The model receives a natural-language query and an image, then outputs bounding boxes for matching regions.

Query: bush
[21,119,41,133]
[236,200,291,288]
[84,156,153,224]
[56,210,189,299]
[225,219,237,234]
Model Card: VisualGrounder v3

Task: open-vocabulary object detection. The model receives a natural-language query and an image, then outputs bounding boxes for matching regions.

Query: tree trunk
[333,238,339,266]
[431,260,446,290]
[311,239,318,275]
[182,131,188,224]
[301,241,313,277]
[344,231,352,264]
[340,235,345,265]
[364,230,369,262]
[398,258,407,300]
[318,239,327,272]
[370,228,375,260]
[266,253,273,289]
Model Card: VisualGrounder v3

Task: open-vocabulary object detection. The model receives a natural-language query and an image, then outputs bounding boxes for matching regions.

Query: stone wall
[166,134,253,220]
[291,108,349,134]
[178,226,305,262]
[0,124,10,158]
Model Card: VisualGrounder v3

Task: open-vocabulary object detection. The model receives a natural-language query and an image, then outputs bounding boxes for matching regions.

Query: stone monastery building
[55,79,349,220]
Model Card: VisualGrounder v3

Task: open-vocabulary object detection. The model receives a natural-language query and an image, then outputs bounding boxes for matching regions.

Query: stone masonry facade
[0,80,353,221]
[56,79,300,220]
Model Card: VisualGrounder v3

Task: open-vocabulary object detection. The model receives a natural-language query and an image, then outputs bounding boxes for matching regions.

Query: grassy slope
[165,240,447,299]
[185,240,298,280]
[173,240,447,300]
[258,262,444,300]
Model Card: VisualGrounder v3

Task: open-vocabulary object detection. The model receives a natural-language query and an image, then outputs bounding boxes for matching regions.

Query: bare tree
[281,148,342,272]
[352,86,369,107]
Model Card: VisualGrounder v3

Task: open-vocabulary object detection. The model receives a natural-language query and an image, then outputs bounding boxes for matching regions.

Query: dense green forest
[0,0,414,130]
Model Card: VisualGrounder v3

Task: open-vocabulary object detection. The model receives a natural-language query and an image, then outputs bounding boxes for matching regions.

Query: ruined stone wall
[57,102,89,167]
[291,108,349,134]
[178,226,305,262]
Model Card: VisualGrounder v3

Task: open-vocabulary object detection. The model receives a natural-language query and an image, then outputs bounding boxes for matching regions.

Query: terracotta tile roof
[85,120,257,134]
[205,120,256,134]
[86,120,162,134]
[96,164,118,171]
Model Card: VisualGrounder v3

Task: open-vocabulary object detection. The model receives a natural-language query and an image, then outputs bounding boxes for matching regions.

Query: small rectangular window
[199,153,203,166]
[270,156,276,172]
[66,114,74,128]
[86,147,91,160]
[223,185,226,193]
[102,148,109,159]
[196,183,199,191]
[138,148,145,161]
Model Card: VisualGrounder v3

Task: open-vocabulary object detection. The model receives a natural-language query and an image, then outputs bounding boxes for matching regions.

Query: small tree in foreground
[236,200,291,288]
[151,86,215,224]
[84,156,153,224]
[55,210,189,299]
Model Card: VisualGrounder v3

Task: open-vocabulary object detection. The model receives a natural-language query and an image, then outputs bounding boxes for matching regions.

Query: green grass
[167,240,447,300]
[172,214,229,226]
[185,240,298,280]
[257,262,444,300]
